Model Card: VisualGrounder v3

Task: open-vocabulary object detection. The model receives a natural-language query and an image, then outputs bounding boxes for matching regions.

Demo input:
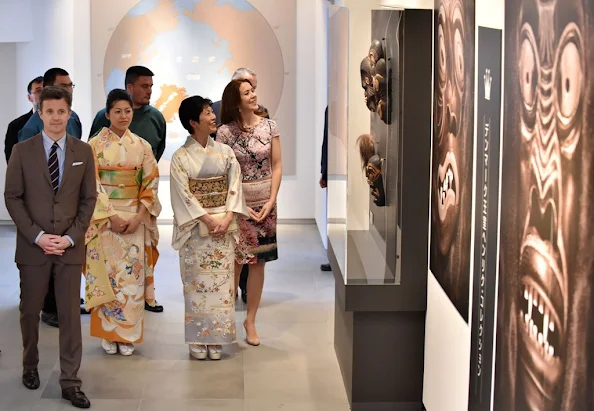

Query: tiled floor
[0,224,349,411]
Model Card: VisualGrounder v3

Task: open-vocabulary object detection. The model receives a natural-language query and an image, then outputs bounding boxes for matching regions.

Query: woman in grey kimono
[170,96,248,360]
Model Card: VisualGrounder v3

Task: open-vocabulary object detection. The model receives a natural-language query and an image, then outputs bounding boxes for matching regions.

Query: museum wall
[0,44,17,220]
[0,0,327,224]
[0,0,32,43]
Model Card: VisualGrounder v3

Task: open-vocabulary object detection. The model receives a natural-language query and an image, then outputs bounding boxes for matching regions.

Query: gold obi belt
[98,166,143,200]
[189,176,228,208]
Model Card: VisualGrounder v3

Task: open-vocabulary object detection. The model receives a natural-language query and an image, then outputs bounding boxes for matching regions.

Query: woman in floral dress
[170,95,248,360]
[217,79,283,346]
[84,89,161,356]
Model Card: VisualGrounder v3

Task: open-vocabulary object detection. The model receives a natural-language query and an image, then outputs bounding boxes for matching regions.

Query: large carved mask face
[433,0,471,255]
[514,0,586,409]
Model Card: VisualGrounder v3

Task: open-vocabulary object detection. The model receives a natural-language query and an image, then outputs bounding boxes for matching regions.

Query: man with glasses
[16,68,83,329]
[5,76,43,162]
[18,68,82,143]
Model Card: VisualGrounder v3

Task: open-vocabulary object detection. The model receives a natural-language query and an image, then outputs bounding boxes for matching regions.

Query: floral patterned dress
[170,136,248,345]
[216,118,279,264]
[84,127,161,344]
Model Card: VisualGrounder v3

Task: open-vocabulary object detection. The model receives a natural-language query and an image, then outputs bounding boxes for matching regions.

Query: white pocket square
[72,162,83,166]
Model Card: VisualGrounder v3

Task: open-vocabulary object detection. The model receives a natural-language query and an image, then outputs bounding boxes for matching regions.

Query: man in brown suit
[4,86,96,409]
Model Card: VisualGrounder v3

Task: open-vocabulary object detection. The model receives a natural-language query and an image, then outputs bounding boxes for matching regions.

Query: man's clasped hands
[37,206,149,256]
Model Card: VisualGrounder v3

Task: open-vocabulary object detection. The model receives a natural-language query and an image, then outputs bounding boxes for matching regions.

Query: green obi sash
[99,167,143,199]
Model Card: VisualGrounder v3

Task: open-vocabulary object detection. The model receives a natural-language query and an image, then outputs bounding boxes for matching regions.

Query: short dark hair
[43,68,70,87]
[106,88,133,112]
[27,76,43,94]
[39,86,72,110]
[125,66,154,86]
[179,96,213,134]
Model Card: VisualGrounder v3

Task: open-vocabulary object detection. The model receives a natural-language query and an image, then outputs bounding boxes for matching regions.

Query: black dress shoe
[145,301,164,313]
[22,369,40,390]
[41,312,59,328]
[320,263,331,272]
[62,386,91,409]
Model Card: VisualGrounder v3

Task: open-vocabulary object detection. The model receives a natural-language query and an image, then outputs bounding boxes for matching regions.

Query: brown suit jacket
[4,133,97,266]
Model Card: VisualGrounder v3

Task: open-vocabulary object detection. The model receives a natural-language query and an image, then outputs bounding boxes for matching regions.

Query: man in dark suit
[5,86,96,409]
[18,68,82,142]
[320,106,328,188]
[320,106,331,272]
[4,76,43,162]
[20,68,86,328]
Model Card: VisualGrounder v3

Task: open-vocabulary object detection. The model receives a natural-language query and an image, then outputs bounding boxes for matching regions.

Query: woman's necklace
[242,114,261,131]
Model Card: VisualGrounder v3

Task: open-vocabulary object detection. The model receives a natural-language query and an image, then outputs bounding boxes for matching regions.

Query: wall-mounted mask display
[356,133,386,207]
[360,39,391,124]
[366,155,386,207]
[327,7,432,288]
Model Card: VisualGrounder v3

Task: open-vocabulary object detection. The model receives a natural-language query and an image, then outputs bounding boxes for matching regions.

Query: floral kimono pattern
[85,127,161,344]
[170,136,248,345]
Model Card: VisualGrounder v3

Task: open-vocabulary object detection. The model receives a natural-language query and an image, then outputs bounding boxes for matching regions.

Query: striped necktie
[48,142,59,194]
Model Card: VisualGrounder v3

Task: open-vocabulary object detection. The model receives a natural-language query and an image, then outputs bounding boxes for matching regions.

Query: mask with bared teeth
[496,1,594,410]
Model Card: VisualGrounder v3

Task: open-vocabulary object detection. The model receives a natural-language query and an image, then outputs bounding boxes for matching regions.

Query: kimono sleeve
[170,149,208,228]
[225,147,249,217]
[85,141,116,245]
[139,140,162,217]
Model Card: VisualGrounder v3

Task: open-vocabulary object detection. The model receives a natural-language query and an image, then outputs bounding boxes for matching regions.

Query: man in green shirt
[89,66,166,161]
[89,66,166,313]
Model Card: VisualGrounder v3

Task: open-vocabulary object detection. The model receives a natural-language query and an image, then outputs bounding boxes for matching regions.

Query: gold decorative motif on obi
[189,176,228,208]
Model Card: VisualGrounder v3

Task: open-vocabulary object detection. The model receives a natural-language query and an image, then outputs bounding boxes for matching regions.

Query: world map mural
[92,0,296,174]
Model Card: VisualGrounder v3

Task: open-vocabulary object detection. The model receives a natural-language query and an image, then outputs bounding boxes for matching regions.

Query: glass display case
[328,5,433,410]
[328,5,430,287]
[327,5,348,279]
[328,5,402,286]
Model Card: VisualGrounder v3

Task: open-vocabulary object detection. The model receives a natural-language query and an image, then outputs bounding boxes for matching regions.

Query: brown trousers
[19,260,82,389]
